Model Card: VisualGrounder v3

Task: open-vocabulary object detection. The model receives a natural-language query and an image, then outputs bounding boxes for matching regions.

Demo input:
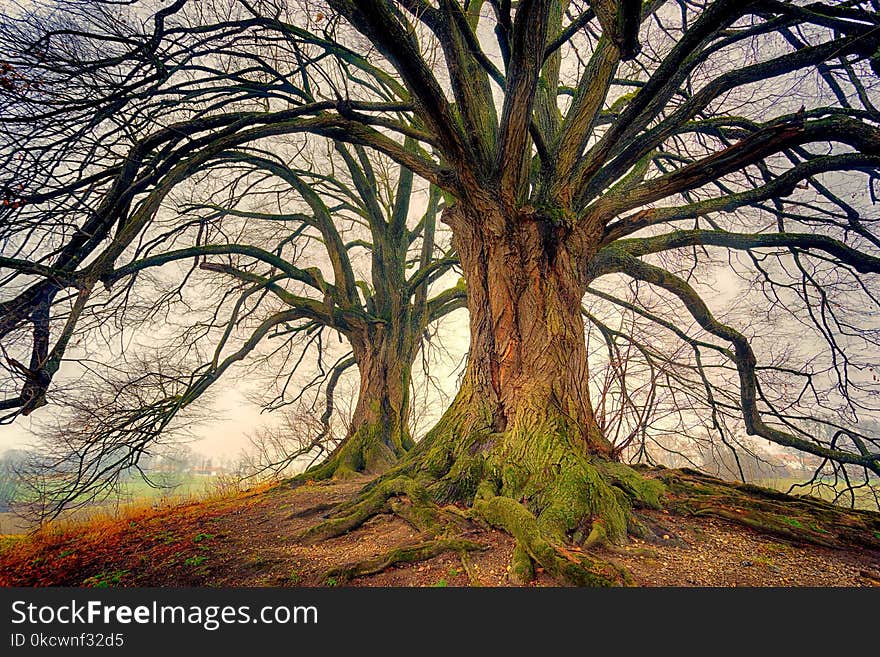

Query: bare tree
[2,0,880,582]
[0,1,463,515]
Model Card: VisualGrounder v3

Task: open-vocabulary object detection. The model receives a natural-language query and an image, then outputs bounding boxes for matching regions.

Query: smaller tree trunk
[305,322,416,480]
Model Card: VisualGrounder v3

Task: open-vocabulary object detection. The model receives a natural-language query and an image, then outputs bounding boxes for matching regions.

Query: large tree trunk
[305,321,416,480]
[397,201,663,583]
[445,202,610,449]
[303,201,664,586]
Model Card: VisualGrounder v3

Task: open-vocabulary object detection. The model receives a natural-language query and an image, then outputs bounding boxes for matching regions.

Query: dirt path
[1,473,879,587]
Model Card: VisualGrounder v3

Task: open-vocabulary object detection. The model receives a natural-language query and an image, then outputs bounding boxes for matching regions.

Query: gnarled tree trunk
[305,319,416,480]
[398,201,663,584]
[304,200,664,585]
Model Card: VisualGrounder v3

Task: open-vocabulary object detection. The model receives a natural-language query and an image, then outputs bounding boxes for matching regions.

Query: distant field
[0,512,30,535]
[0,475,222,535]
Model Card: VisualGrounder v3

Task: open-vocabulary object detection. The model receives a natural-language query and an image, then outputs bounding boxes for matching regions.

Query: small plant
[447,567,461,578]
[287,569,302,585]
[782,517,803,529]
[193,533,214,543]
[58,549,76,558]
[325,577,338,587]
[153,530,177,544]
[431,578,449,587]
[184,555,208,567]
[83,570,128,588]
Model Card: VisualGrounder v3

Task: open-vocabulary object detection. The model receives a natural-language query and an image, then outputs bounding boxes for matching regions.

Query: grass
[0,478,276,586]
[0,475,224,537]
[0,535,22,552]
[82,569,128,588]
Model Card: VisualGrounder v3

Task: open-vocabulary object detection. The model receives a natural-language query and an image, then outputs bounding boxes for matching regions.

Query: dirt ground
[1,472,879,588]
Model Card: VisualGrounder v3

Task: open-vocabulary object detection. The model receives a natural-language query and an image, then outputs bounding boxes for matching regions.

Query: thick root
[459,549,484,586]
[321,538,486,585]
[474,486,631,587]
[296,399,670,585]
[508,541,534,585]
[662,468,880,550]
[295,476,421,543]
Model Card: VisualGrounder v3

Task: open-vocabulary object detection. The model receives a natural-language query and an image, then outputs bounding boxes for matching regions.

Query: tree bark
[443,202,610,450]
[305,320,416,479]
[393,201,664,583]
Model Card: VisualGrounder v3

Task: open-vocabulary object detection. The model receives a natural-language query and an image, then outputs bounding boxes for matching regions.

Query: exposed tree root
[295,452,880,585]
[295,476,427,544]
[321,538,486,585]
[474,483,632,586]
[294,409,669,585]
[459,549,484,586]
[661,468,880,550]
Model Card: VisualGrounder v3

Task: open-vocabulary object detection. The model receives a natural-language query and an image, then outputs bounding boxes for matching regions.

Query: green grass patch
[152,530,178,544]
[193,533,215,543]
[184,555,208,567]
[82,570,128,588]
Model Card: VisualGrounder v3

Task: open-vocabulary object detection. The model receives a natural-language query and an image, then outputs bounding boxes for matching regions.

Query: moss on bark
[297,392,667,586]
[321,538,486,584]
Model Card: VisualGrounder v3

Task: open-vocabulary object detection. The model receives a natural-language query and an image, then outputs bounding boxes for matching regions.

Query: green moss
[82,570,128,588]
[599,460,666,509]
[322,538,485,584]
[509,541,534,585]
[474,493,622,587]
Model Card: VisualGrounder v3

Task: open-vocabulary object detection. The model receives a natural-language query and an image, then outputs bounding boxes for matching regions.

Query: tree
[0,1,463,513]
[2,0,880,583]
[280,0,880,584]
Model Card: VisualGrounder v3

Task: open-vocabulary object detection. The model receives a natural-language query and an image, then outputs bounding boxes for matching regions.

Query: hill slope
[1,468,879,587]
